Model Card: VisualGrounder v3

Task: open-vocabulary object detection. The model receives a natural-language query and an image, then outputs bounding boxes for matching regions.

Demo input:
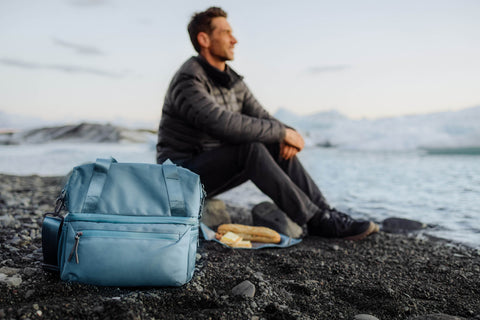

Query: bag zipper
[66,229,181,264]
[68,232,83,264]
[64,213,198,225]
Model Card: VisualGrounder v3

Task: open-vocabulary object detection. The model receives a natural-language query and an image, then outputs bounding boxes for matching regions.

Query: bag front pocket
[59,215,197,287]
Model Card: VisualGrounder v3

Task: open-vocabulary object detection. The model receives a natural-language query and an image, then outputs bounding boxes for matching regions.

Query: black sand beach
[1,174,479,320]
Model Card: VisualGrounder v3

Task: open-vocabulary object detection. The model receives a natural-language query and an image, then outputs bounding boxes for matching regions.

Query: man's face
[207,17,237,61]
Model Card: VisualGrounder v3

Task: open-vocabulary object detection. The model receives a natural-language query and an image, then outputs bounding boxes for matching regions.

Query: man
[157,7,379,240]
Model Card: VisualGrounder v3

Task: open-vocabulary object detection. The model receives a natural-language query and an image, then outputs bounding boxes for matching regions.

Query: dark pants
[178,142,331,226]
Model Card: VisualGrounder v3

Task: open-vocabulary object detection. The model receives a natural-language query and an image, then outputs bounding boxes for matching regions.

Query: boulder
[381,217,427,234]
[200,199,231,229]
[252,202,303,238]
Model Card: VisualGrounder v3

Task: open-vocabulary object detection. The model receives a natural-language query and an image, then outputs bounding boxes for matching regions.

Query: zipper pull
[68,232,83,264]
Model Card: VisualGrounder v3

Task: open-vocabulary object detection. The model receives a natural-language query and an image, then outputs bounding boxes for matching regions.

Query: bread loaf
[217,224,281,244]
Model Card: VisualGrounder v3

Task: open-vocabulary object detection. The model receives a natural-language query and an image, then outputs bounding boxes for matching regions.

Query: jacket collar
[195,55,242,89]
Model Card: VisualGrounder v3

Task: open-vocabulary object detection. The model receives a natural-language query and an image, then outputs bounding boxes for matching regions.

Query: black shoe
[307,209,379,240]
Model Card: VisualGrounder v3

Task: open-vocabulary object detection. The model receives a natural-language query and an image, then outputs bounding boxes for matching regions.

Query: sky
[1,0,479,128]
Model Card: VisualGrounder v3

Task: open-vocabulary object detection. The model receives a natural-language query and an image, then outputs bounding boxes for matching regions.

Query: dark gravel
[1,174,479,320]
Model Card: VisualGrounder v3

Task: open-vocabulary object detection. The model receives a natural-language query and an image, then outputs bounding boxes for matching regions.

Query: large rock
[381,217,427,234]
[226,203,253,225]
[252,202,303,238]
[201,199,231,229]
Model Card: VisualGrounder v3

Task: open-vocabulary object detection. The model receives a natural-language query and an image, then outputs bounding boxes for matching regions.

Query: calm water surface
[301,148,480,248]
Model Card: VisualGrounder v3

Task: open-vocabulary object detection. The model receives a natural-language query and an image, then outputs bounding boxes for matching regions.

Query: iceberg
[275,106,480,152]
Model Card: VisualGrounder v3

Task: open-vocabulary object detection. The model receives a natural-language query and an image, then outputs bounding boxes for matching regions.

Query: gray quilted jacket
[156,56,287,163]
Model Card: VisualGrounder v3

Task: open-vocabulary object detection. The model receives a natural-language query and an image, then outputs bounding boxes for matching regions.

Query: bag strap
[162,160,186,216]
[81,157,117,212]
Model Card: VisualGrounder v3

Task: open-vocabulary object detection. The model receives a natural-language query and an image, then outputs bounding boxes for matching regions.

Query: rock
[0,274,22,287]
[226,204,253,225]
[0,267,20,276]
[231,280,256,298]
[0,214,15,228]
[381,217,427,234]
[252,202,303,238]
[25,290,35,299]
[92,305,105,313]
[201,199,231,229]
[23,267,37,276]
[253,272,264,281]
[408,314,467,320]
[354,315,380,320]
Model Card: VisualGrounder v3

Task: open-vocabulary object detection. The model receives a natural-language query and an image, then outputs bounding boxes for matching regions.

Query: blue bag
[51,157,204,287]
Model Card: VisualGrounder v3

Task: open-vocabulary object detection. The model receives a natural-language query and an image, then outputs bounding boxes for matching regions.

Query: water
[0,143,156,176]
[2,142,477,248]
[300,148,480,248]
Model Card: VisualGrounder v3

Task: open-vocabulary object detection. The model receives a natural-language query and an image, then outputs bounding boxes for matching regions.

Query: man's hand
[280,128,305,160]
[284,128,305,151]
[280,142,299,160]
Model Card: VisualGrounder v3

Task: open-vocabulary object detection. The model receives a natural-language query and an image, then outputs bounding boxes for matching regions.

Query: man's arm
[169,75,286,144]
[239,82,305,159]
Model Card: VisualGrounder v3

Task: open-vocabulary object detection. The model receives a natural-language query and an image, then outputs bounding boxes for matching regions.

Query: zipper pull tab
[68,232,83,264]
[54,189,66,215]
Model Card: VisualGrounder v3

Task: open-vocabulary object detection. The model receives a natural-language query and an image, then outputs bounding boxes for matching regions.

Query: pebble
[9,236,21,245]
[93,306,105,313]
[23,267,37,276]
[25,290,35,299]
[408,314,467,320]
[354,315,380,320]
[253,271,264,281]
[0,267,20,276]
[231,280,256,298]
[2,274,22,287]
[0,214,15,228]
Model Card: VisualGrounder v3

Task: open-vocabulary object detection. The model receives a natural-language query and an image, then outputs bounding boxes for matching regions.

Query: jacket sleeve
[168,74,286,144]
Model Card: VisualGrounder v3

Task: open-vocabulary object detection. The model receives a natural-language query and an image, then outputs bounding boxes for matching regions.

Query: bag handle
[81,157,117,212]
[162,160,186,216]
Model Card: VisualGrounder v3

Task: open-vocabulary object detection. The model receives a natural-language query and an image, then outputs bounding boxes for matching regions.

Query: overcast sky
[1,0,479,127]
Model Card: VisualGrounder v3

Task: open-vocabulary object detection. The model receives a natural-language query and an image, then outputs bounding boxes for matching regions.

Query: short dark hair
[188,7,227,53]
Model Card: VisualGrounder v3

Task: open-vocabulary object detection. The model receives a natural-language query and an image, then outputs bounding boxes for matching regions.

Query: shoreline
[1,174,479,319]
